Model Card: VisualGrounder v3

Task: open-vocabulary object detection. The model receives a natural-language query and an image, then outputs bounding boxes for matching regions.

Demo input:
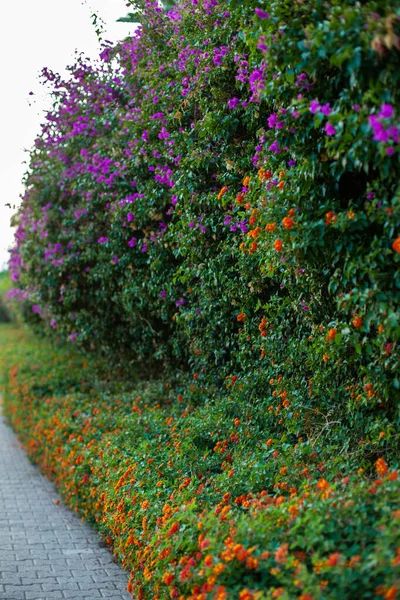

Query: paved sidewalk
[0,410,132,600]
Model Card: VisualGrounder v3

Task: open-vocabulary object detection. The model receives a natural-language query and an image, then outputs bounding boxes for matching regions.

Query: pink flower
[255,8,270,19]
[228,97,240,109]
[320,103,332,116]
[324,123,336,136]
[309,100,320,114]
[378,104,394,119]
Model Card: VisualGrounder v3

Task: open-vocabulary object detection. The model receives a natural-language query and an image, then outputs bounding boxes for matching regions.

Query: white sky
[0,0,134,270]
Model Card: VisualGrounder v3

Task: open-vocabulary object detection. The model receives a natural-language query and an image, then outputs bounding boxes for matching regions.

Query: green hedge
[0,271,12,322]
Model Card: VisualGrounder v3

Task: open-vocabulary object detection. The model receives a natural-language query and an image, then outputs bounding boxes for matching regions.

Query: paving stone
[0,408,132,600]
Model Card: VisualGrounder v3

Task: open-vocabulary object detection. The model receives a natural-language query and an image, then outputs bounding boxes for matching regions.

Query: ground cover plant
[1,323,399,600]
[3,0,400,598]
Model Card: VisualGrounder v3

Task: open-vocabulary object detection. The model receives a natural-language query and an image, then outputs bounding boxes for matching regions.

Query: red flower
[325,211,337,225]
[282,217,294,229]
[392,237,400,253]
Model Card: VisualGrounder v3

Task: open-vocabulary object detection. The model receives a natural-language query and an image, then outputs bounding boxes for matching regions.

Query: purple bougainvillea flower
[69,332,78,342]
[269,140,280,153]
[98,237,108,244]
[255,7,270,19]
[379,104,394,119]
[324,123,336,136]
[160,290,167,298]
[386,146,396,156]
[127,212,134,222]
[320,103,332,116]
[228,97,240,109]
[50,318,56,328]
[267,113,277,128]
[309,100,320,114]
[128,237,137,247]
[32,304,41,314]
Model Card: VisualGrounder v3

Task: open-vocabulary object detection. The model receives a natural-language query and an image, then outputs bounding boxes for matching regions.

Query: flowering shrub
[4,0,400,597]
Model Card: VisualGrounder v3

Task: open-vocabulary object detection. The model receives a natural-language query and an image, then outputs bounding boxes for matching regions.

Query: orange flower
[249,241,258,253]
[258,168,273,181]
[213,586,228,600]
[385,587,398,600]
[288,208,295,217]
[316,478,331,493]
[239,590,254,600]
[322,353,329,363]
[162,572,174,586]
[236,193,245,205]
[218,186,228,200]
[326,552,341,567]
[204,555,214,567]
[246,556,259,569]
[392,237,400,253]
[266,438,274,447]
[237,312,247,323]
[278,180,285,190]
[282,217,294,229]
[325,211,337,225]
[274,239,283,252]
[243,176,250,187]
[265,222,276,232]
[275,543,288,564]
[271,589,284,599]
[278,170,285,179]
[299,595,314,600]
[392,548,400,566]
[352,316,362,328]
[326,328,337,341]
[376,457,389,477]
[167,522,180,536]
[248,227,261,239]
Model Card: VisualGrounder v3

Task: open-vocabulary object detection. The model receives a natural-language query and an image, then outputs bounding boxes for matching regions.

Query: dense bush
[1,325,399,600]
